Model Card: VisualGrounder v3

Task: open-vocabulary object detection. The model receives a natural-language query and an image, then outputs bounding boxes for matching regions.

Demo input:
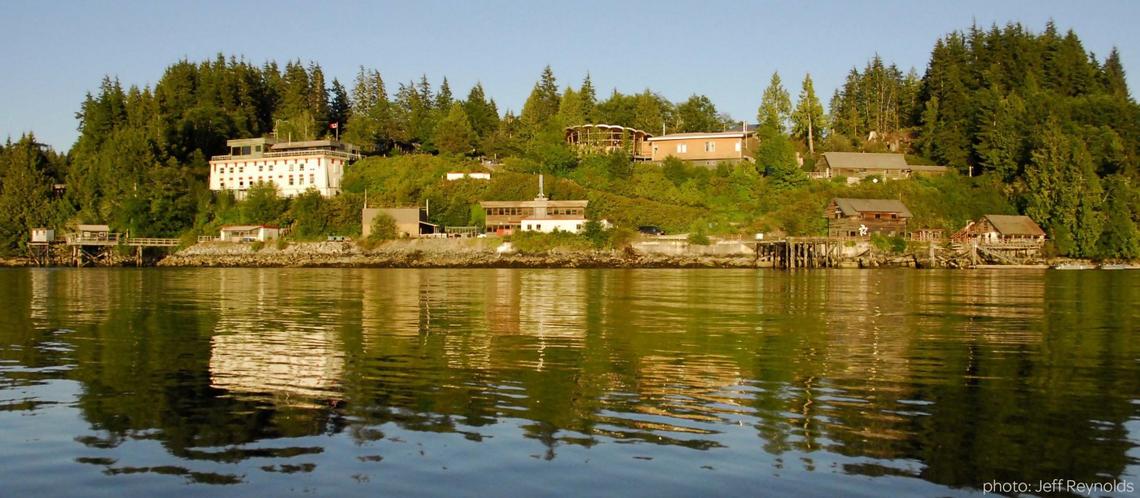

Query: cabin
[816,152,949,183]
[361,207,436,238]
[961,215,1046,245]
[826,198,912,237]
[73,224,112,241]
[219,225,280,242]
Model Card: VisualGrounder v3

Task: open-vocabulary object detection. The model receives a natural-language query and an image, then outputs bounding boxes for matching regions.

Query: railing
[66,233,122,245]
[198,235,219,243]
[126,238,180,247]
[211,149,361,161]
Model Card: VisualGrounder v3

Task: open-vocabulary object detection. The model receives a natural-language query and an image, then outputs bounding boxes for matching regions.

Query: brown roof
[832,198,913,217]
[983,215,1045,237]
[823,152,909,170]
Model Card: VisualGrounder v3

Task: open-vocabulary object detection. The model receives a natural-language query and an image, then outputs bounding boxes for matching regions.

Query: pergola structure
[564,124,652,161]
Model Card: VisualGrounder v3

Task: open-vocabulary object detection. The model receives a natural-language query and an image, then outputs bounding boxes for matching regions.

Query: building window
[289,165,294,172]
[676,144,688,153]
[705,141,715,152]
[735,141,742,152]
[289,176,294,186]
[309,174,315,184]
[239,166,244,174]
[259,165,263,172]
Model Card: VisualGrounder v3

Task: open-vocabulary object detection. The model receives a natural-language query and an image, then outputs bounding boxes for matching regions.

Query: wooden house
[826,198,912,237]
[816,152,948,183]
[961,214,1046,246]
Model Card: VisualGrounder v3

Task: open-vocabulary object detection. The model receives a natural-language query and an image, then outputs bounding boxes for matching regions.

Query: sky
[1,0,1138,151]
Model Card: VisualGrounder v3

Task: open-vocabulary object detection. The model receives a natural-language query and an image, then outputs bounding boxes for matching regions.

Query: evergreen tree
[462,82,499,140]
[757,72,792,132]
[0,135,55,253]
[675,94,720,132]
[345,67,393,152]
[557,86,585,126]
[435,77,453,110]
[580,73,597,121]
[328,78,351,133]
[791,73,825,153]
[1096,176,1140,259]
[754,125,806,189]
[434,103,477,155]
[520,66,561,131]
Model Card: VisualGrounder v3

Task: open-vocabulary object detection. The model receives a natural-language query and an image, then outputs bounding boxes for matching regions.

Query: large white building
[209,137,362,198]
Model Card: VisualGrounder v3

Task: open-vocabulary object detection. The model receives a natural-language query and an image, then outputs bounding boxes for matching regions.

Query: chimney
[537,174,546,199]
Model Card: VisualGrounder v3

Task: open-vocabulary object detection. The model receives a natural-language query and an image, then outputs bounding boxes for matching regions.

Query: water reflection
[0,268,1136,496]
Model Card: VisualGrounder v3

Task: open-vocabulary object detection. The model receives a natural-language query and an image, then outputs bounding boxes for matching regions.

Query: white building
[445,172,491,181]
[520,216,587,233]
[209,137,362,198]
[219,225,280,242]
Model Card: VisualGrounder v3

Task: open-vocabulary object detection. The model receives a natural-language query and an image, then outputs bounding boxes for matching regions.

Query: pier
[28,225,183,267]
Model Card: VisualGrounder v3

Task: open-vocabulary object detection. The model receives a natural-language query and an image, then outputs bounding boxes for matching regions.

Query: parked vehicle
[638,226,665,236]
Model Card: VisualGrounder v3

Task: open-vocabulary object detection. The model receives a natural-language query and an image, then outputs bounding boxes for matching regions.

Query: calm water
[0,268,1137,497]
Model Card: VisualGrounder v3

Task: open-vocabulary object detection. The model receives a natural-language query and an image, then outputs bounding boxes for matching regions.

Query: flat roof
[648,131,753,141]
[480,200,588,208]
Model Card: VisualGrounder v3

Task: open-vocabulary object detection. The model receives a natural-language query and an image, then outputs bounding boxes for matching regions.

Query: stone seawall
[158,239,763,269]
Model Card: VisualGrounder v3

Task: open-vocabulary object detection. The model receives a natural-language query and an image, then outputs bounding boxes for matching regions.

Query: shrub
[250,241,265,252]
[368,213,399,241]
[688,221,711,245]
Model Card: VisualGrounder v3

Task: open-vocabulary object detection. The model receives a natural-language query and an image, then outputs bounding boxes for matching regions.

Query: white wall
[520,218,586,233]
[209,154,346,198]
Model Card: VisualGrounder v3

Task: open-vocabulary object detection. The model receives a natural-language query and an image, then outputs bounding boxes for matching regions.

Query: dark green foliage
[240,182,287,225]
[1095,176,1139,259]
[755,125,807,189]
[0,135,61,253]
[434,103,477,155]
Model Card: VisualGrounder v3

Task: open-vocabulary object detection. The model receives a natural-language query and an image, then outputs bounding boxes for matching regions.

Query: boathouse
[826,198,912,237]
[960,215,1046,245]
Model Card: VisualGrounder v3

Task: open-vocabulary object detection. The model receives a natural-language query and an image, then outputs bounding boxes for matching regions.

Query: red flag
[329,122,339,129]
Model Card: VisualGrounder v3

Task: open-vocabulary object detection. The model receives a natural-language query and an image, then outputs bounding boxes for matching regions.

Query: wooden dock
[64,233,180,266]
[757,237,844,269]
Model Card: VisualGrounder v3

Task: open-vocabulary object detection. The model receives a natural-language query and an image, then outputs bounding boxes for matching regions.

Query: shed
[818,152,948,182]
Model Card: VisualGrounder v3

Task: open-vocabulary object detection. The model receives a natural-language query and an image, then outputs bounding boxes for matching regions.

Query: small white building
[31,228,55,243]
[445,172,491,181]
[219,225,280,242]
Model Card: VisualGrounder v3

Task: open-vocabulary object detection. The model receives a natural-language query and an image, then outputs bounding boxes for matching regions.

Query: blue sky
[1,0,1137,150]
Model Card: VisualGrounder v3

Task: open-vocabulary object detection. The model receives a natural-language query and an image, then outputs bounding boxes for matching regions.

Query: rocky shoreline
[155,240,767,269]
[3,239,1116,270]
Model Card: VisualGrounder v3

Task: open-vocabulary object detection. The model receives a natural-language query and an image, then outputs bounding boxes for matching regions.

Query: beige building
[816,152,949,182]
[361,207,435,238]
[480,176,588,235]
[647,130,758,166]
[209,137,362,199]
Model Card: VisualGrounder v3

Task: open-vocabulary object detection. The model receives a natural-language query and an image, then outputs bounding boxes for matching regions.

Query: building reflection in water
[208,270,347,407]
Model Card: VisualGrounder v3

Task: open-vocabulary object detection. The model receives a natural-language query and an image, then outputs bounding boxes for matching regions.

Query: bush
[368,213,399,241]
[250,241,264,252]
[688,221,711,245]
